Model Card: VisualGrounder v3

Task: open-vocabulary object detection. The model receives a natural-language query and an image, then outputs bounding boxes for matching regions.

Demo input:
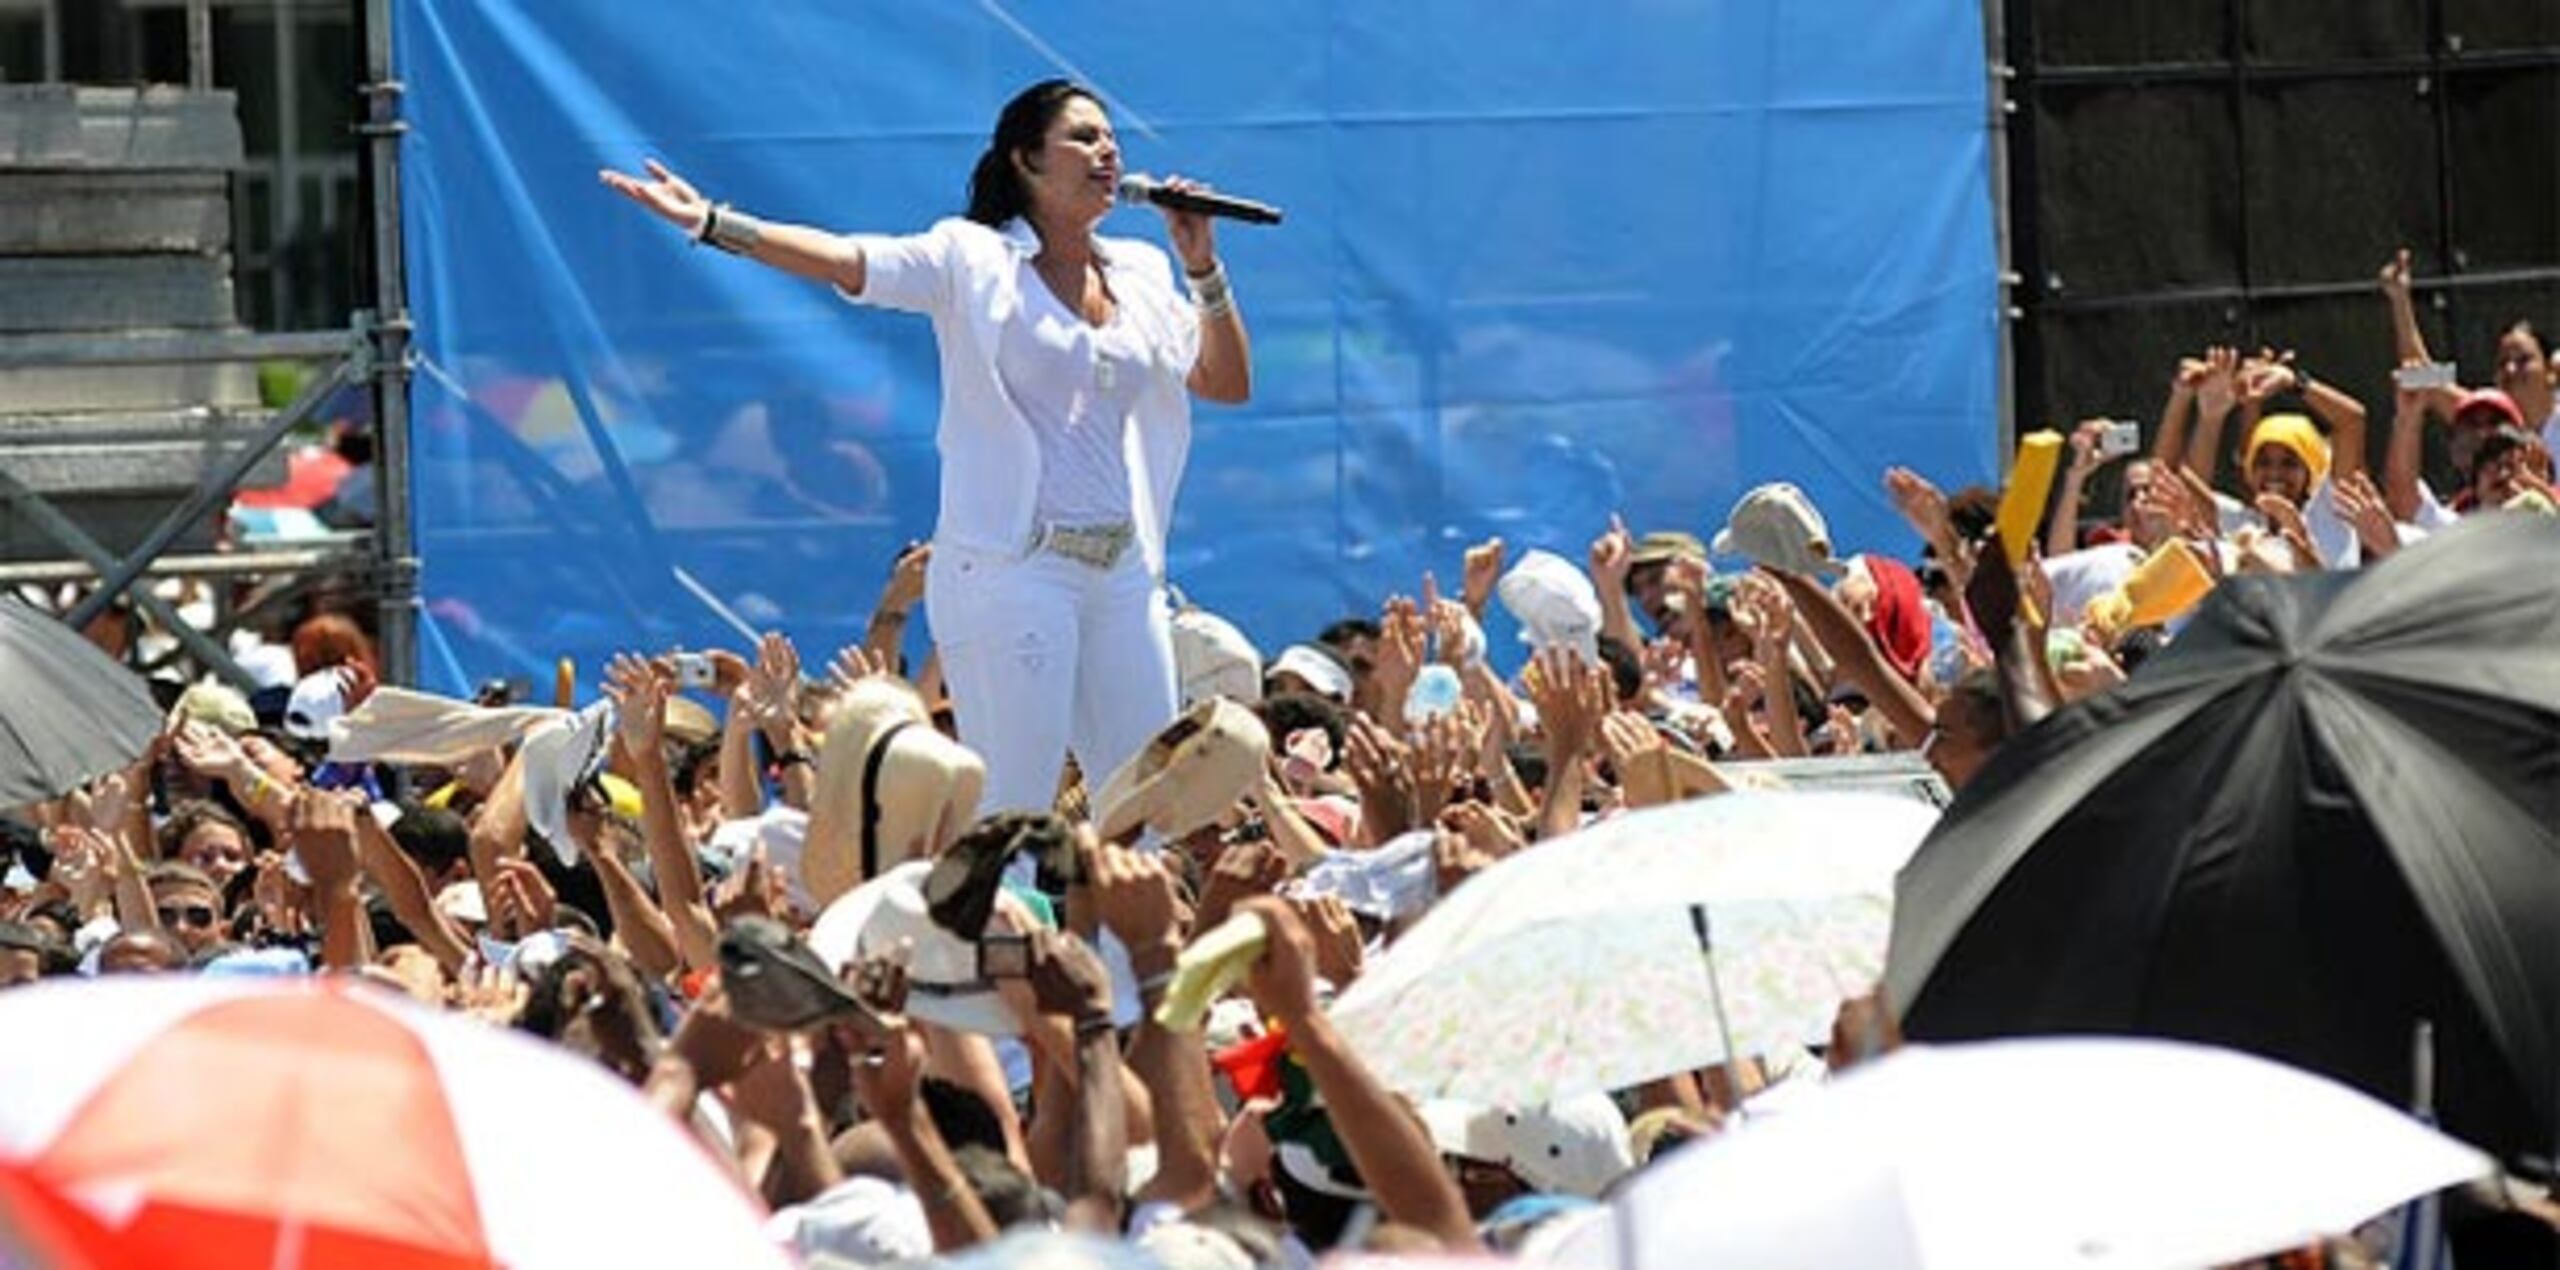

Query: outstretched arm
[601,159,869,293]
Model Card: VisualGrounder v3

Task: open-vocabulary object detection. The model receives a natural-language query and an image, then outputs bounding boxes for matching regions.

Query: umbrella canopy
[0,597,164,807]
[1332,790,1938,1104]
[1887,513,2560,1163]
[1546,1037,2490,1270]
[0,977,784,1270]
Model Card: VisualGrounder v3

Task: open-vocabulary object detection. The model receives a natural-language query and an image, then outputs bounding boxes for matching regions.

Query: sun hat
[802,678,985,908]
[1094,698,1271,843]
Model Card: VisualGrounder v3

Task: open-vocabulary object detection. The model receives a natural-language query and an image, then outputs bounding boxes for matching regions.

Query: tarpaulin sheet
[397,0,1999,694]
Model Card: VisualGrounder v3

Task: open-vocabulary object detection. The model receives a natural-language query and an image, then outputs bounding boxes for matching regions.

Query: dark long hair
[965,78,1097,227]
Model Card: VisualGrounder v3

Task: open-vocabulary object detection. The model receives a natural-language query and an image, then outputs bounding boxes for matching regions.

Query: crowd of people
[7,65,2560,1267]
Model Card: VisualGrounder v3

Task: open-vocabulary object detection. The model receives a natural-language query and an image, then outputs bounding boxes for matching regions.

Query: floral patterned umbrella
[1331,790,1937,1105]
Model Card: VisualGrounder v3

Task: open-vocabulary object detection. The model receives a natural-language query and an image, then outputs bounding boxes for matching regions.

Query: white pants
[925,538,1179,817]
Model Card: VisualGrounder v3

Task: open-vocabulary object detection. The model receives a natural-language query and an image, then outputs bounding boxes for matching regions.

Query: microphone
[1116,174,1283,226]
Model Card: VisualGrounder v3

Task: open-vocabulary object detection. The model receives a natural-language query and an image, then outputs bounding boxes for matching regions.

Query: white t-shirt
[999,262,1146,523]
[2213,479,2358,569]
[2040,543,2140,627]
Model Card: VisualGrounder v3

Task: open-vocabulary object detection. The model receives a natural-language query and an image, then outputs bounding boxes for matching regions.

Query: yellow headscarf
[2245,413,2330,488]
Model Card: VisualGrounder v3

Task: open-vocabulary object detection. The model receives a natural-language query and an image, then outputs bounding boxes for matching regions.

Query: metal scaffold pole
[361,0,419,689]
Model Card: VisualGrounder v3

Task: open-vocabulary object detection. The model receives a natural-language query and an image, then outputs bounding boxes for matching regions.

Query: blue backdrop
[396,0,1998,694]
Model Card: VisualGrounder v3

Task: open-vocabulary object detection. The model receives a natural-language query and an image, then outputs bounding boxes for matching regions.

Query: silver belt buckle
[1038,521,1133,569]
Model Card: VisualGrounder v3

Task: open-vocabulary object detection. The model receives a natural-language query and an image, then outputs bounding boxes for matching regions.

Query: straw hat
[802,678,985,907]
[1094,698,1271,843]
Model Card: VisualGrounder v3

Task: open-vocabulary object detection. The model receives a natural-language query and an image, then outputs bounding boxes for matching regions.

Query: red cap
[2453,388,2526,430]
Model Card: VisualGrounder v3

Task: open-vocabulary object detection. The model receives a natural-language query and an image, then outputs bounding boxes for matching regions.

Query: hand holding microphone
[1117,173,1284,225]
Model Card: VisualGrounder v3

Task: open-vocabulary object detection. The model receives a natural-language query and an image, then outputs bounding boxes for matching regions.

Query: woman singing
[603,79,1250,818]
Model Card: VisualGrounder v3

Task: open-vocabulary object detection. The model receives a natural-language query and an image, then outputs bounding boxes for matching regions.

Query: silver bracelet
[1187,259,1231,309]
[697,201,766,256]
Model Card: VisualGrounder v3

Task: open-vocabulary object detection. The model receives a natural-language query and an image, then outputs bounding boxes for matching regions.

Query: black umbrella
[0,596,165,807]
[1886,512,2560,1164]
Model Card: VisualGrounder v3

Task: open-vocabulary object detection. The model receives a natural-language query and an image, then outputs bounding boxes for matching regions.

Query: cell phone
[2393,362,2457,391]
[671,652,716,689]
[976,934,1031,981]
[2097,420,2141,459]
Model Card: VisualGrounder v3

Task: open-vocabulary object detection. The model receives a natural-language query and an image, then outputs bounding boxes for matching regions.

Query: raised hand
[170,719,252,786]
[1431,826,1497,896]
[2195,345,2241,423]
[2237,349,2299,406]
[827,644,891,692]
[1407,711,1467,824]
[875,541,930,613]
[1438,801,1526,861]
[1371,596,1426,715]
[2332,471,2399,562]
[1587,514,1636,594]
[2254,494,2324,570]
[1883,467,1954,549]
[1023,927,1116,1031]
[1523,646,1610,765]
[1459,536,1507,616]
[598,158,711,235]
[743,632,804,731]
[1235,898,1320,1029]
[1342,716,1418,843]
[2065,418,2114,477]
[605,652,671,761]
[1598,710,1673,807]
[286,789,362,895]
[45,826,112,919]
[1087,836,1183,960]
[1196,839,1288,937]
[2378,247,2413,303]
[1151,174,1222,274]
[1289,894,1365,988]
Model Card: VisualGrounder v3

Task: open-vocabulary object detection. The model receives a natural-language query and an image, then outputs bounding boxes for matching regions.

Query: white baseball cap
[1171,607,1264,708]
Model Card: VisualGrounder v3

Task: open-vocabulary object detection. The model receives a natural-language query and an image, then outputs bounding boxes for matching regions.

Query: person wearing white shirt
[2207,380,2367,571]
[604,80,1252,819]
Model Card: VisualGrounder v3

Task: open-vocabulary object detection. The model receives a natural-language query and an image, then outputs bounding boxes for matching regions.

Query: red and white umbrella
[0,977,786,1270]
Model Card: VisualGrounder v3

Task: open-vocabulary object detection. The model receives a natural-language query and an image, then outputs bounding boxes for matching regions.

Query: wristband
[773,750,814,769]
[696,202,765,255]
[1074,1013,1117,1042]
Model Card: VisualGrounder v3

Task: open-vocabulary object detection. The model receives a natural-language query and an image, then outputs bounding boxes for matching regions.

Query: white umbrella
[1544,1037,2492,1270]
[1330,790,1937,1105]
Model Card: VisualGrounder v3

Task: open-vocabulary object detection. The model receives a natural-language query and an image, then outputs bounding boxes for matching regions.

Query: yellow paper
[1996,431,2064,566]
[1155,912,1269,1032]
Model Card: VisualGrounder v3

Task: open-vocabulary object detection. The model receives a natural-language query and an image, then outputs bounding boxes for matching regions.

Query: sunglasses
[157,904,218,929]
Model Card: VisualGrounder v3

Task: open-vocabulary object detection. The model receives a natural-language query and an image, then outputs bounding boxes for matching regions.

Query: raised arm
[1239,899,1476,1250]
[2185,346,2240,482]
[2297,368,2370,485]
[1761,567,1935,745]
[600,159,869,293]
[2048,420,2109,557]
[355,810,473,972]
[2379,248,2435,369]
[1089,840,1222,1212]
[1158,183,1251,404]
[2152,357,2207,467]
[2382,380,2429,523]
[606,654,719,972]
